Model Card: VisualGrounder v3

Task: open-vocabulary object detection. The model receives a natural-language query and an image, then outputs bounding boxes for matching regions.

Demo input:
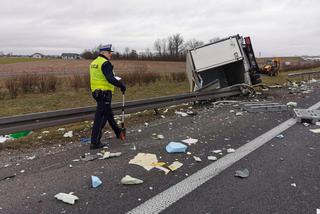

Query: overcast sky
[0,0,319,56]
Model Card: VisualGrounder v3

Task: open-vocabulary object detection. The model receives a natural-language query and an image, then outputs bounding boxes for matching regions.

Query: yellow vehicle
[261,58,280,76]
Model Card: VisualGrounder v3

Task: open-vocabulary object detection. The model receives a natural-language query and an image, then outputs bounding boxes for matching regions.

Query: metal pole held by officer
[89,44,126,150]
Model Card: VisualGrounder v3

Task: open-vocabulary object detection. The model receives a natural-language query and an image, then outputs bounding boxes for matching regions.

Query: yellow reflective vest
[90,56,115,93]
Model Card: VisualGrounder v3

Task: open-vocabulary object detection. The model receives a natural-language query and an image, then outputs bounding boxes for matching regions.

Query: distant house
[61,53,80,60]
[31,53,44,58]
[302,56,320,62]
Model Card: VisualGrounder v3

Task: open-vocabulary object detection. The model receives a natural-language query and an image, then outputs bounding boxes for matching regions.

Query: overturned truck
[186,35,261,92]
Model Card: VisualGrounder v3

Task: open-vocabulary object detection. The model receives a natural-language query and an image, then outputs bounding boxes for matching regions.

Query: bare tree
[154,39,162,56]
[167,36,175,56]
[161,39,167,56]
[168,33,184,56]
[125,47,130,58]
[184,38,204,50]
[209,37,220,43]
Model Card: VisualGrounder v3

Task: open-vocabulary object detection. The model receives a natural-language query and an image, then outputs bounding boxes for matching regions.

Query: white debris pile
[168,161,183,171]
[207,156,217,161]
[309,128,320,134]
[121,175,144,185]
[129,153,158,171]
[54,192,79,205]
[0,135,12,143]
[63,131,73,138]
[193,156,202,162]
[234,168,250,178]
[181,138,198,146]
[151,133,164,140]
[98,151,122,160]
[286,102,297,107]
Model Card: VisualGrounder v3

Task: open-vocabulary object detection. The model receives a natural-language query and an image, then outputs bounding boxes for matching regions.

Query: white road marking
[127,101,320,214]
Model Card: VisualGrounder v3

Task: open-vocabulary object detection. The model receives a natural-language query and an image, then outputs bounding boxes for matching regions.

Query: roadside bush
[170,71,187,82]
[5,77,19,99]
[82,73,90,90]
[120,63,162,86]
[0,85,6,100]
[18,73,38,93]
[68,73,83,91]
[37,74,58,93]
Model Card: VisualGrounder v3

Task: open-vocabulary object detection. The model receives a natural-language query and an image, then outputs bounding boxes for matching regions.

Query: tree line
[81,33,220,61]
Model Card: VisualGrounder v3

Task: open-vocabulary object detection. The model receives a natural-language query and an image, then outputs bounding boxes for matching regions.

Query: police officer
[90,44,126,149]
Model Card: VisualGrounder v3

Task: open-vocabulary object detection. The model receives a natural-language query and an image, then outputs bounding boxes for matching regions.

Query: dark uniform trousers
[91,90,121,145]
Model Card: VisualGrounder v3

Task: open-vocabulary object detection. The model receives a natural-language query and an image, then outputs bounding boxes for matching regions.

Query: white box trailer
[186,35,261,92]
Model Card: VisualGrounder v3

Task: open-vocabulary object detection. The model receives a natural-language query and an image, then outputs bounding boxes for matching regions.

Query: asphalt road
[0,81,319,214]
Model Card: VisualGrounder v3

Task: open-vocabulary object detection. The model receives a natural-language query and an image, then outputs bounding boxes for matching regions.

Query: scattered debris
[0,135,11,143]
[144,122,149,126]
[72,159,80,162]
[26,155,36,160]
[213,150,222,154]
[303,123,310,127]
[99,151,122,160]
[166,142,188,153]
[80,154,98,161]
[42,131,50,134]
[229,110,235,113]
[54,192,79,205]
[152,133,164,140]
[227,148,235,153]
[138,129,142,133]
[235,112,243,116]
[234,168,250,178]
[121,175,144,185]
[130,144,137,151]
[187,152,192,155]
[309,129,320,134]
[175,111,188,117]
[9,130,32,139]
[63,131,73,138]
[291,183,297,187]
[186,110,197,116]
[276,134,284,139]
[181,138,198,145]
[286,102,297,107]
[168,161,183,171]
[91,176,102,188]
[193,156,202,162]
[20,170,25,173]
[207,156,217,161]
[129,153,158,171]
[57,128,66,131]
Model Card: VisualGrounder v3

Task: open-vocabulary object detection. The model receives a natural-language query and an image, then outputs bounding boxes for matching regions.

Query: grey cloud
[0,0,319,56]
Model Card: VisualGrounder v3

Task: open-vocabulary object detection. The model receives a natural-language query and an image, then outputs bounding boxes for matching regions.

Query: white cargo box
[186,35,260,92]
[190,37,243,73]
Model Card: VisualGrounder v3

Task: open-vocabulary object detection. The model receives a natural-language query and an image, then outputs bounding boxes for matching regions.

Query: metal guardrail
[287,70,320,78]
[0,85,245,135]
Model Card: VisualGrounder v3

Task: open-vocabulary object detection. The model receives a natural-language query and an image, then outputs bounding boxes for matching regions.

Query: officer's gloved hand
[120,83,126,93]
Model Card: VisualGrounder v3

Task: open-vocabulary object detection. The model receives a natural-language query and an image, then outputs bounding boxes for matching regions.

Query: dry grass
[4,77,19,98]
[37,74,58,93]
